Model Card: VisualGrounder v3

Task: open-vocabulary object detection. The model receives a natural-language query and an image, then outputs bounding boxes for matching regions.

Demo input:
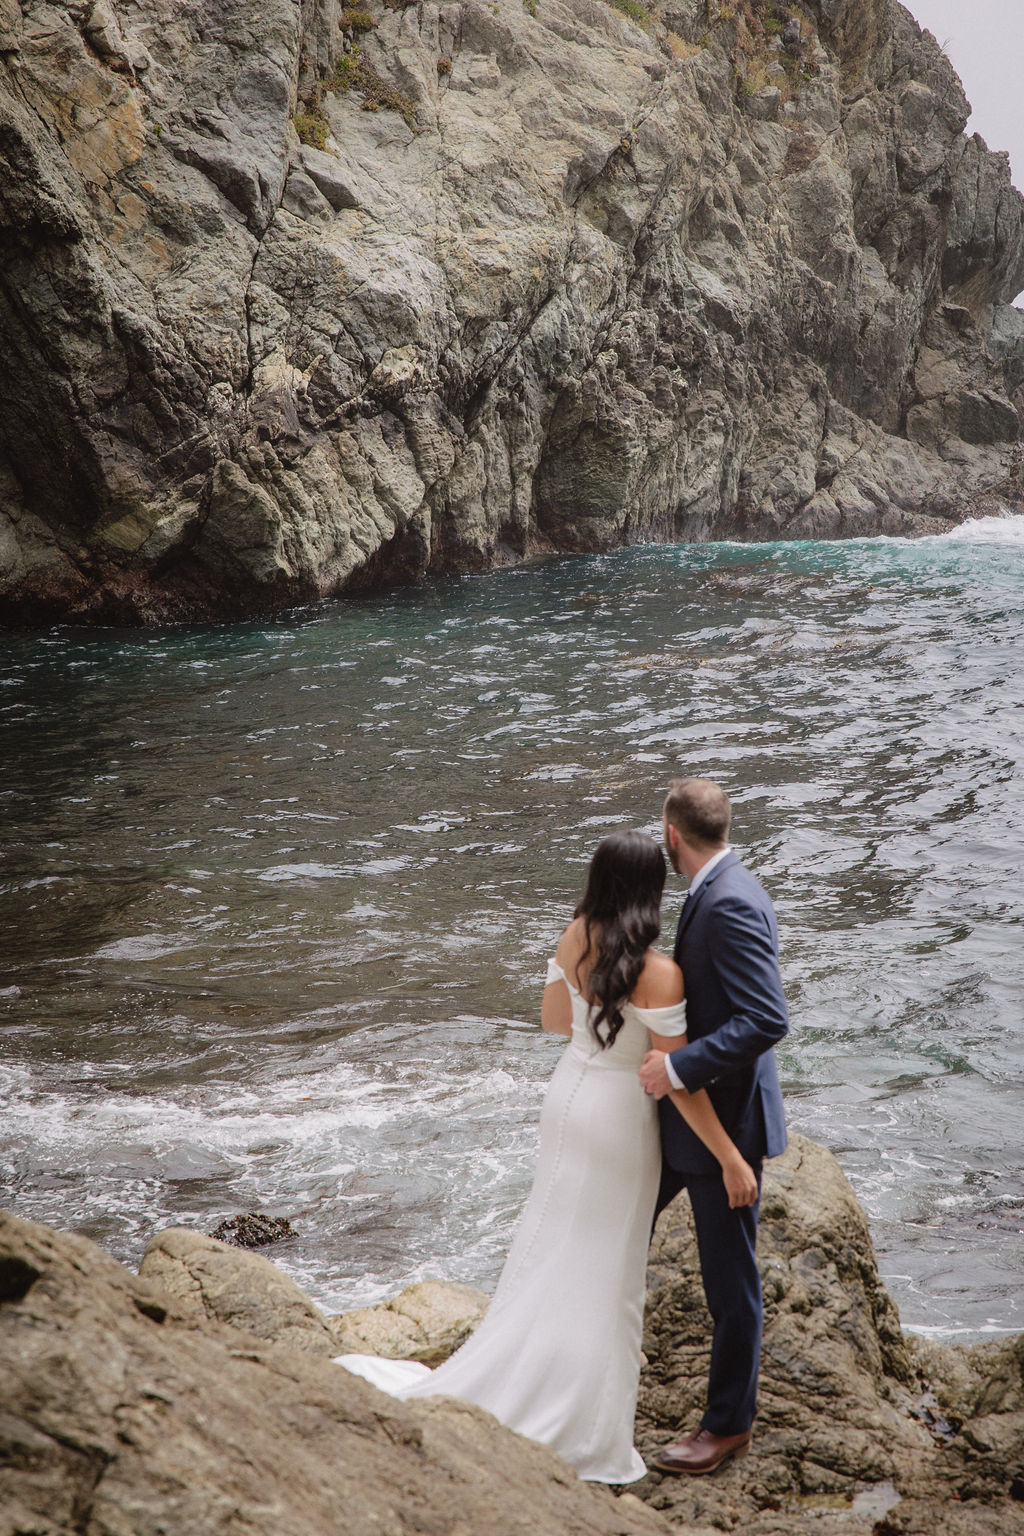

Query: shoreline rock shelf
[0,1213,667,1536]
[637,1137,1024,1532]
[2,0,1024,625]
[2,1136,1021,1534]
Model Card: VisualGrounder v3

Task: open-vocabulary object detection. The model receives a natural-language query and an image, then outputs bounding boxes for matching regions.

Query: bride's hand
[722,1154,759,1209]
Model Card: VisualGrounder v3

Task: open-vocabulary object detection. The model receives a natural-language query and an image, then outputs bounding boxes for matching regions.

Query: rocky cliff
[2,0,1024,623]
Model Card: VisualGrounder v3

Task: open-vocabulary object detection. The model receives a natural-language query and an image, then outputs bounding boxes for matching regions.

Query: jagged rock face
[2,0,1024,623]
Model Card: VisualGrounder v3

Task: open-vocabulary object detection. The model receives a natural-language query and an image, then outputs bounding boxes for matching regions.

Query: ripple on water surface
[1,516,1023,1335]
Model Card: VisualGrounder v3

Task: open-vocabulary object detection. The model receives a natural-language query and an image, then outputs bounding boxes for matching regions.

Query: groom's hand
[639,1050,671,1099]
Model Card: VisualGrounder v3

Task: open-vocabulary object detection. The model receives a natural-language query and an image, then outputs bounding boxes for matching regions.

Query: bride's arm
[542,978,572,1035]
[541,926,576,1036]
[649,1032,758,1209]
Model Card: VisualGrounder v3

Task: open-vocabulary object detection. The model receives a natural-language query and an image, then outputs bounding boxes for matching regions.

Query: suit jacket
[658,851,789,1175]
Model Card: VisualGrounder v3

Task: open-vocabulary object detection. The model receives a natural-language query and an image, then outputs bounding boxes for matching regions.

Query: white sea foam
[2,1040,545,1319]
[0,1054,542,1169]
[935,511,1024,543]
[774,510,1024,554]
[904,1322,1021,1340]
[257,861,349,882]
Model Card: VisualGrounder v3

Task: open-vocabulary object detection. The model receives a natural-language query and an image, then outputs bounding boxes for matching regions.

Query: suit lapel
[675,850,738,942]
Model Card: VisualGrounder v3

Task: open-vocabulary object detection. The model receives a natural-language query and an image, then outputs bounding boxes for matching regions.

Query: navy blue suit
[656,851,789,1435]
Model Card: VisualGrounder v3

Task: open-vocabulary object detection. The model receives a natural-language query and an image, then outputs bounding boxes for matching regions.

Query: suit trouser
[654,1161,763,1436]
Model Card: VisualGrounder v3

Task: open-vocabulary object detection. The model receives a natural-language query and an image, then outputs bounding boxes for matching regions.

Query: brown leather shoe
[650,1427,751,1475]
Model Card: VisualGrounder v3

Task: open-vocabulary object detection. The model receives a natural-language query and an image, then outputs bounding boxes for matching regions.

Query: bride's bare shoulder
[633,950,684,1008]
[554,916,587,967]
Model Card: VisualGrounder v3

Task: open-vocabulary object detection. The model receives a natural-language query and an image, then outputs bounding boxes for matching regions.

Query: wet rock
[0,1209,670,1536]
[3,0,1024,623]
[210,1212,298,1248]
[328,1278,490,1365]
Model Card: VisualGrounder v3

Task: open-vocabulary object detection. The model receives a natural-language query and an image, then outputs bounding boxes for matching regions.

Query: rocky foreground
[2,0,1024,623]
[2,1136,1022,1535]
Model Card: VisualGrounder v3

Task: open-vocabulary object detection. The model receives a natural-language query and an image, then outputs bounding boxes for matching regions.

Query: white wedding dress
[335,960,687,1483]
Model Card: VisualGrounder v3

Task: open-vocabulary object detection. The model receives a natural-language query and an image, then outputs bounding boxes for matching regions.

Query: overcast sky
[904,1,1023,189]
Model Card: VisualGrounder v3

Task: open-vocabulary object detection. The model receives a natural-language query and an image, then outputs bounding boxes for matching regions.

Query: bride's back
[552,917,684,1069]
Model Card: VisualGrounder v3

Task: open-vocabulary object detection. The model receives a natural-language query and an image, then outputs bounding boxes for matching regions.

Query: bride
[336,830,758,1483]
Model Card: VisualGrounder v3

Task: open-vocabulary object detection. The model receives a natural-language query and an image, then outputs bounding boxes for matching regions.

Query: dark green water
[2,519,1022,1339]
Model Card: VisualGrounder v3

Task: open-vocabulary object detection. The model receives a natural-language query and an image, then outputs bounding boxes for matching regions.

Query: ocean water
[1,516,1022,1340]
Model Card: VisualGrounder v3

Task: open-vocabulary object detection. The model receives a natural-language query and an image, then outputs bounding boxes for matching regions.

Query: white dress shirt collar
[686,844,731,897]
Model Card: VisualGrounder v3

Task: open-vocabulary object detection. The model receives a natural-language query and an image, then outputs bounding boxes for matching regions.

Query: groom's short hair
[664,777,731,848]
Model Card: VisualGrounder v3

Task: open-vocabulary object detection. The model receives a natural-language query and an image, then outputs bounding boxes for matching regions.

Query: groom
[639,777,789,1475]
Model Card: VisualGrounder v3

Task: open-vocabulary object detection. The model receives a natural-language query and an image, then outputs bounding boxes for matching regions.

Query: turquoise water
[1,517,1022,1339]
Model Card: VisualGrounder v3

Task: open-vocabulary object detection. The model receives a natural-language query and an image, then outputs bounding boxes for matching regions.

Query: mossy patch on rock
[210,1213,297,1247]
[330,44,416,129]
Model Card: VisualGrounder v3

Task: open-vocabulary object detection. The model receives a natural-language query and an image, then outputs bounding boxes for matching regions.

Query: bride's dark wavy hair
[573,830,666,1049]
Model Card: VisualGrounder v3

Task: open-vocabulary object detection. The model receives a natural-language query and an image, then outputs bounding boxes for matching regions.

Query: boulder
[328,1278,490,1364]
[137,1228,487,1365]
[0,1208,670,1536]
[636,1134,1024,1535]
[138,1226,337,1355]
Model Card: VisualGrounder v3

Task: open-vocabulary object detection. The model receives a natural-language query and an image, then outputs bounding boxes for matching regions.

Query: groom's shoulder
[711,857,774,910]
